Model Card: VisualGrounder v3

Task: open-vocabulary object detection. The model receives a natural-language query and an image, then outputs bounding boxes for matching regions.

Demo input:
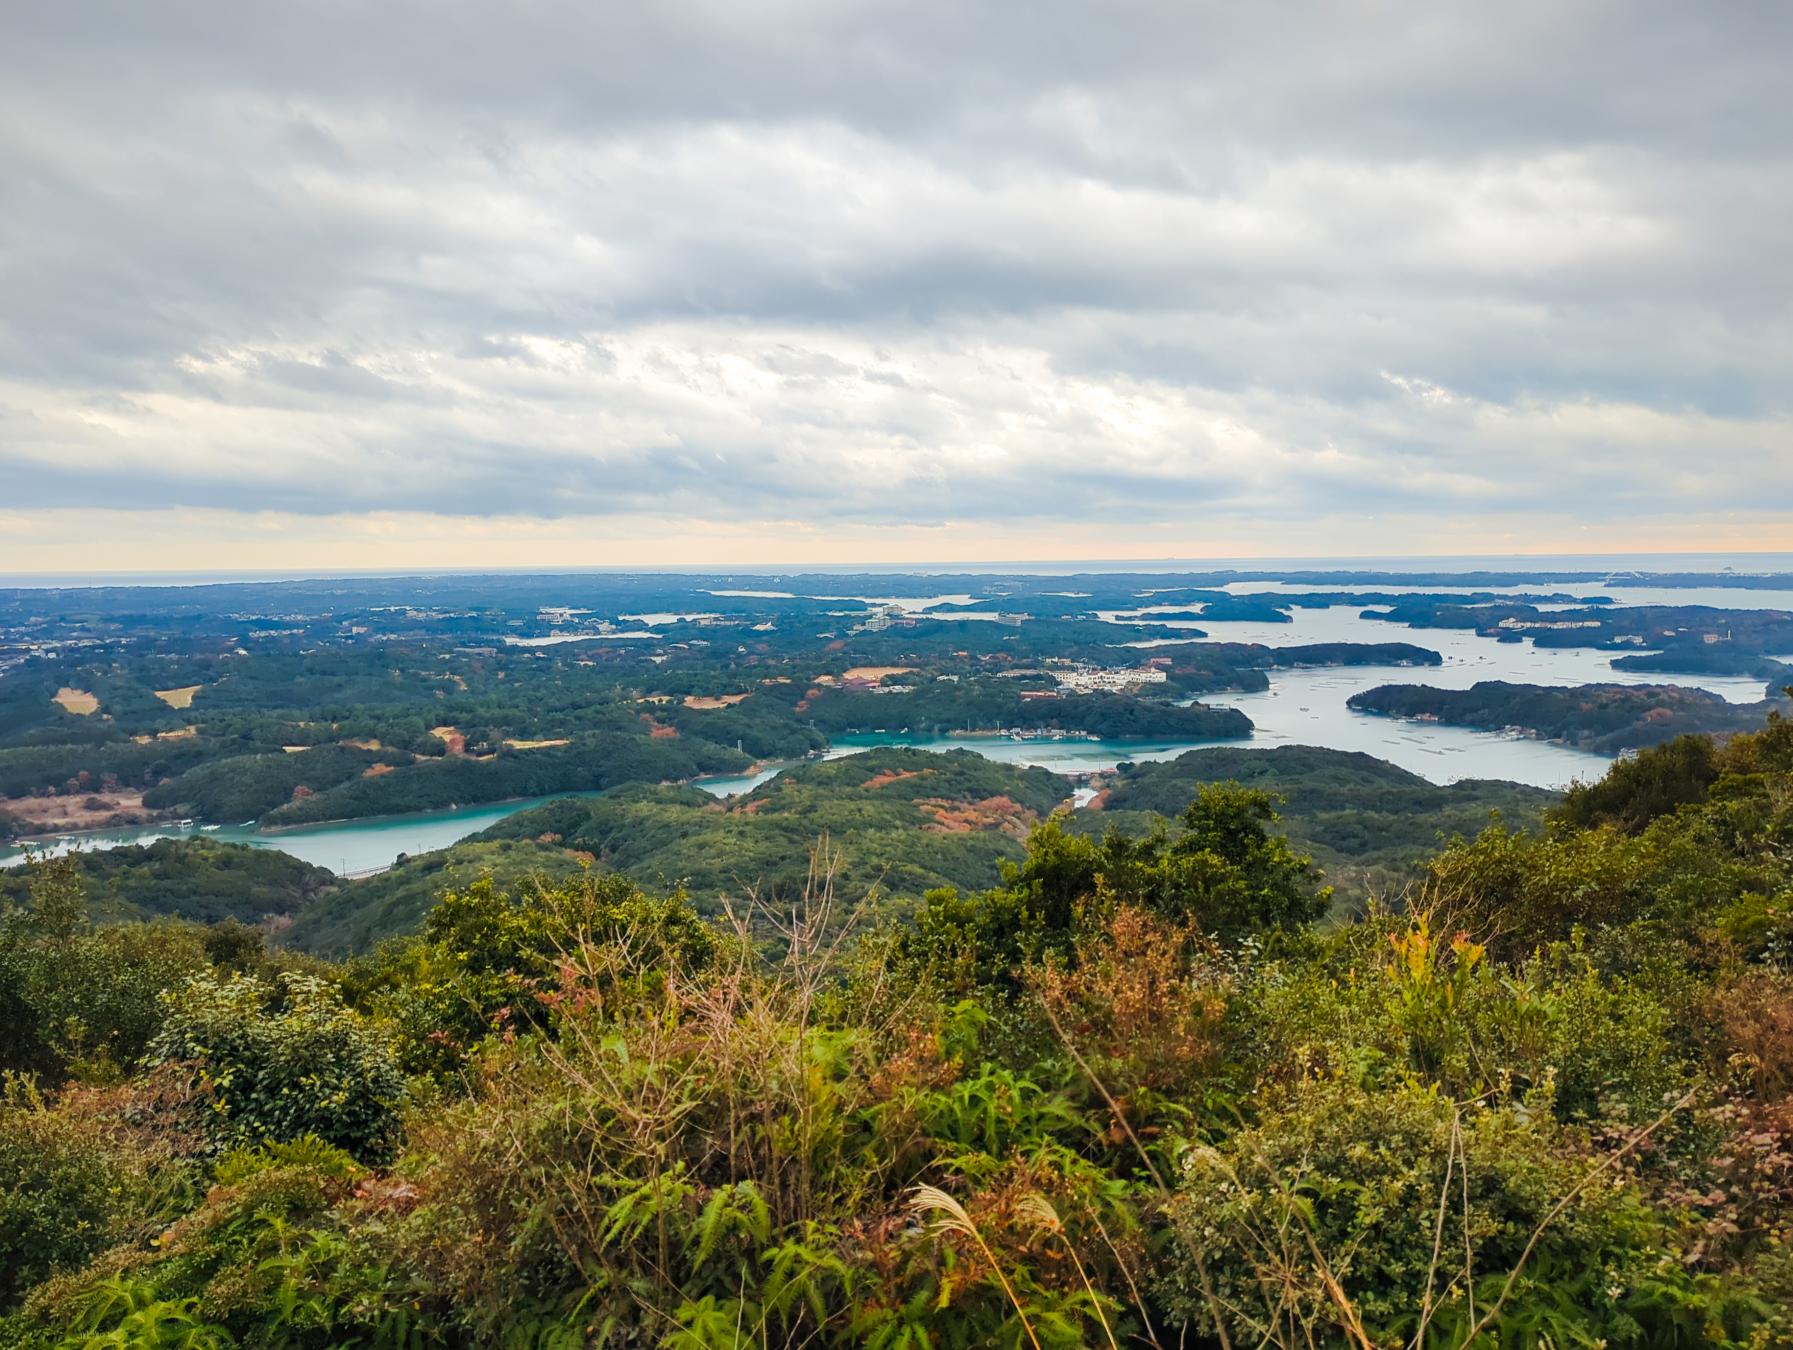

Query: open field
[52,687,98,715]
[1,789,150,833]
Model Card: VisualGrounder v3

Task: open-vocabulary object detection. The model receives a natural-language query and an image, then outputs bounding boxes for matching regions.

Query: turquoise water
[0,769,784,874]
[0,796,589,874]
[822,732,1244,775]
[688,764,793,796]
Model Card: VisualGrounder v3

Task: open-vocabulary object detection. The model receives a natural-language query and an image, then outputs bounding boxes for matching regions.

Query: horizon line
[5,548,1793,590]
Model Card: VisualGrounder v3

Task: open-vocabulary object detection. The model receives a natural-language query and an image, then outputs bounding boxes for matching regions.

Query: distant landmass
[1348,679,1793,753]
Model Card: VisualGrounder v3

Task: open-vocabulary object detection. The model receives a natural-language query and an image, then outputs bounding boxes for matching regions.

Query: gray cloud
[1,1,1789,543]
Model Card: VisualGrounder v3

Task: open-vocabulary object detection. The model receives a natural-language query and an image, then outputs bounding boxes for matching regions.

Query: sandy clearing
[683,693,751,709]
[430,726,467,755]
[53,688,99,715]
[840,666,916,682]
[3,790,149,832]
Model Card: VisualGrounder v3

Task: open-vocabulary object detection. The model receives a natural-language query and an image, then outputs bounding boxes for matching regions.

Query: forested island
[1349,679,1793,753]
[1364,599,1793,679]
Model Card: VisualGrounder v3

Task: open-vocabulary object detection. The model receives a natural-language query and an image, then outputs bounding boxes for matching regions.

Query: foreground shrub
[900,785,1330,998]
[0,1078,137,1309]
[0,858,212,1083]
[1030,906,1230,1123]
[15,1136,429,1349]
[352,868,718,1075]
[146,972,404,1163]
[1162,1074,1756,1349]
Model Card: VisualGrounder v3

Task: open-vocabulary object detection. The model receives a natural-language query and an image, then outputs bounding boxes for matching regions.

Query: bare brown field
[840,666,915,682]
[2,790,150,834]
[52,688,99,715]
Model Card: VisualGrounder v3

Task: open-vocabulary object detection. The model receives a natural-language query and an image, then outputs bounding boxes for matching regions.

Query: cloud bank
[2,1,1790,567]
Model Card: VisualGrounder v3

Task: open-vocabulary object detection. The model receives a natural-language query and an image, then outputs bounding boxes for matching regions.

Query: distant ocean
[2,552,1793,589]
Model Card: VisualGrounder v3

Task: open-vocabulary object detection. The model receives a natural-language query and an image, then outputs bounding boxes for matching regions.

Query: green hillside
[473,746,1073,916]
[0,838,332,925]
[1083,745,1558,901]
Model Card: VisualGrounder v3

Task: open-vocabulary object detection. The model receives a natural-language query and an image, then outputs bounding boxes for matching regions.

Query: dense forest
[3,708,1792,1346]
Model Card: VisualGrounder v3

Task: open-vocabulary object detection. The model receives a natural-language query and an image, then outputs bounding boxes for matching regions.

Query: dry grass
[429,726,466,755]
[1,790,148,832]
[153,685,201,708]
[840,666,915,682]
[503,738,571,750]
[682,693,751,709]
[129,728,198,744]
[52,687,98,715]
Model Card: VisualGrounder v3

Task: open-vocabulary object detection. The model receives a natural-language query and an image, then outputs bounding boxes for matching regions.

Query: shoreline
[6,755,825,850]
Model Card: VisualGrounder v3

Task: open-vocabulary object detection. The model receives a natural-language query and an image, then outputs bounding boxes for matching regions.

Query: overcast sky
[2,1,1790,571]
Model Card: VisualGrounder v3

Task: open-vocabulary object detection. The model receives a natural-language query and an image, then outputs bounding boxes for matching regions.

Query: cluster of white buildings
[1052,664,1168,694]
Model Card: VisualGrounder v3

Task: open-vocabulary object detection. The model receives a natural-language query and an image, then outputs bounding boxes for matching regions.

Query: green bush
[900,784,1329,994]
[350,869,718,1075]
[0,858,212,1082]
[1162,1075,1745,1349]
[0,1079,133,1308]
[146,972,404,1163]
